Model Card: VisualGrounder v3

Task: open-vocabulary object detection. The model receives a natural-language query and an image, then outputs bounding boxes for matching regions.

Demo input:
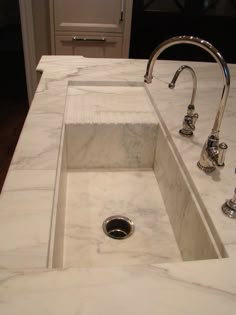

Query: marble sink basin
[48,81,221,268]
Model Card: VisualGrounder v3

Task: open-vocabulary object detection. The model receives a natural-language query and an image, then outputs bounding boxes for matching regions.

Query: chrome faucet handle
[222,169,236,219]
[218,142,228,166]
[197,135,228,172]
[168,65,199,137]
[179,104,199,137]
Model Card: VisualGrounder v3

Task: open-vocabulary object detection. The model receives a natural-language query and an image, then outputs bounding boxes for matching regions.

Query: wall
[31,0,51,65]
[19,0,51,103]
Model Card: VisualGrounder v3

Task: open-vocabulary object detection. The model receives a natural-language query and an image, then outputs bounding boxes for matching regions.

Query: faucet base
[197,161,216,173]
[222,199,236,219]
[179,128,193,137]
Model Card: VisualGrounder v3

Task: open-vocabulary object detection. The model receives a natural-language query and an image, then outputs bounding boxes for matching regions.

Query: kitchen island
[0,56,235,314]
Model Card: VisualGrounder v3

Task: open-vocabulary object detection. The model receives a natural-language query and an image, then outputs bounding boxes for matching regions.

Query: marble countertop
[0,56,235,314]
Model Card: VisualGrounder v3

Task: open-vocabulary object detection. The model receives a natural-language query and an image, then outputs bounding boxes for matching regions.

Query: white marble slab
[66,82,157,124]
[10,113,63,170]
[153,125,220,260]
[63,170,181,267]
[0,56,236,313]
[0,259,236,315]
[0,170,55,268]
[50,133,68,268]
[66,123,158,169]
[65,81,158,169]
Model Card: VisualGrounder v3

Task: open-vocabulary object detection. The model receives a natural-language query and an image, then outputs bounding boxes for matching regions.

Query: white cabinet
[53,0,123,33]
[50,0,133,58]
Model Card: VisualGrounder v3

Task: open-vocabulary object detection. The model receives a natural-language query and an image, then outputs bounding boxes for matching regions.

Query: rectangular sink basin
[48,82,222,268]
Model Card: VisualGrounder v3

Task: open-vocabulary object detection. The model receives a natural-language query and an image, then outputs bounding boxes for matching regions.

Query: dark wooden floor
[0,51,28,192]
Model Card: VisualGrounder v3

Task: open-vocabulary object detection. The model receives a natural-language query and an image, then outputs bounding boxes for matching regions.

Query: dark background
[130,0,236,62]
[0,0,28,191]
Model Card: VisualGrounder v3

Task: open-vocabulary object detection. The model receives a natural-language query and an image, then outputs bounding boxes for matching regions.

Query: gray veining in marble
[63,170,182,267]
[0,56,235,314]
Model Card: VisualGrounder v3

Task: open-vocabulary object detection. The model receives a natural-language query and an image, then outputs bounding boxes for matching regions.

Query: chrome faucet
[144,35,230,173]
[222,188,236,219]
[222,168,236,219]
[169,65,199,137]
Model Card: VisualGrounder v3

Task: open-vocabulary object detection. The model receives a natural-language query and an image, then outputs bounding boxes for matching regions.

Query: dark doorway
[0,0,29,191]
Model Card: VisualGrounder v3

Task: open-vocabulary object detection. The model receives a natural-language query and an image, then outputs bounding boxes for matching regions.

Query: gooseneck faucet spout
[169,65,199,137]
[169,65,197,106]
[144,35,230,173]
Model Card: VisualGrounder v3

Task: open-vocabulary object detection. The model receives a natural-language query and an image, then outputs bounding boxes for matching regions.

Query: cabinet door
[55,35,123,58]
[53,0,124,33]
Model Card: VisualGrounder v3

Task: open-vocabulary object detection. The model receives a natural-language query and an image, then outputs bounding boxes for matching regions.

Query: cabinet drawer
[53,0,124,33]
[55,35,123,58]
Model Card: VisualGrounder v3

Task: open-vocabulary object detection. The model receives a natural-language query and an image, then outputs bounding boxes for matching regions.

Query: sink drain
[103,216,134,240]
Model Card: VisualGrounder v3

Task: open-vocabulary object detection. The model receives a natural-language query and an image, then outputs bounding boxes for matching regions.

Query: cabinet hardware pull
[72,36,106,42]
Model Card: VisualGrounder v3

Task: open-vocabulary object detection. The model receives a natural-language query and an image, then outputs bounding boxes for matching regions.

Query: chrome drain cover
[103,216,135,240]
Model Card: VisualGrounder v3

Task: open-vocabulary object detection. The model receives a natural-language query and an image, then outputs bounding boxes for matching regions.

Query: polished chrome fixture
[222,169,236,219]
[169,65,199,137]
[103,215,135,240]
[144,35,230,173]
[222,188,236,219]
